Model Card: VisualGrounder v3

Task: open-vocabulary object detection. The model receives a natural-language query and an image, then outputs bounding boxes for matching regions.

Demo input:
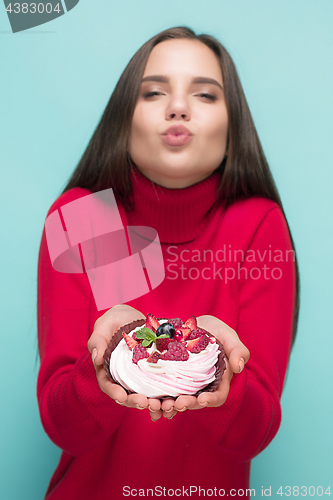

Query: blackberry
[156,322,176,338]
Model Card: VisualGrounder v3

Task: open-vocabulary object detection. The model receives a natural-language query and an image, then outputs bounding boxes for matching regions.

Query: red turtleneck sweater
[37,166,296,499]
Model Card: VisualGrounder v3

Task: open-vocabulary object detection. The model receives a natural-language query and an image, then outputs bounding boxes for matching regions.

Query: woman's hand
[160,315,250,419]
[87,304,162,420]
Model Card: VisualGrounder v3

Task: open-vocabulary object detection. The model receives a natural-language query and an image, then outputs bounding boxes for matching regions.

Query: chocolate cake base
[103,318,226,399]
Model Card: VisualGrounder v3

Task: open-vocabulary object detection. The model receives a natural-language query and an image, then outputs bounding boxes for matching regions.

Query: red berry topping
[168,318,183,328]
[145,313,159,332]
[156,337,176,352]
[186,335,209,353]
[173,332,185,343]
[184,315,197,331]
[123,331,138,351]
[132,344,149,364]
[188,327,210,340]
[146,351,161,364]
[132,332,143,343]
[160,341,189,361]
[179,327,191,340]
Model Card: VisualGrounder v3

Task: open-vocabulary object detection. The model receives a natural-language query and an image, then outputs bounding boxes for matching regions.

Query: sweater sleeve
[195,206,296,462]
[37,190,127,457]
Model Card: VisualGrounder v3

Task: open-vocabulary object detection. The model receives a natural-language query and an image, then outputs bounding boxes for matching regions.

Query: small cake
[103,314,226,399]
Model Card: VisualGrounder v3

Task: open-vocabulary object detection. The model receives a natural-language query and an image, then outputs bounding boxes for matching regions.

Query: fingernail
[164,407,174,413]
[115,400,125,405]
[199,401,208,407]
[151,417,157,422]
[136,405,145,410]
[178,407,187,412]
[92,348,97,362]
[239,357,245,373]
[167,415,174,420]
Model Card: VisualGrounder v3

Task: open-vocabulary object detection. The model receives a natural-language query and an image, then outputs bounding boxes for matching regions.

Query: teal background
[0,1,332,498]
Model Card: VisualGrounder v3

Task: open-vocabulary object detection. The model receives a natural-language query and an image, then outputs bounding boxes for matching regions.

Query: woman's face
[128,38,228,188]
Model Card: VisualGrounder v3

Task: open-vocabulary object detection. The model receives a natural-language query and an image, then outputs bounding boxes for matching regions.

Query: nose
[165,92,190,121]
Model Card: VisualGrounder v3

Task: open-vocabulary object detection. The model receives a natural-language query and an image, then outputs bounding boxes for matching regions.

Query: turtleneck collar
[125,165,222,244]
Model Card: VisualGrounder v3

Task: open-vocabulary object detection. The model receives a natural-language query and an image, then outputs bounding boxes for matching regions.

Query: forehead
[143,39,223,84]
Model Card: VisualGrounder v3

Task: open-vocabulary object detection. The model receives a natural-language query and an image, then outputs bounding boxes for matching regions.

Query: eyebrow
[141,75,223,91]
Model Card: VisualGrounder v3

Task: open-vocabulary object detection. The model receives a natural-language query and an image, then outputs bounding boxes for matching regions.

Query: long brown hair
[62,26,300,349]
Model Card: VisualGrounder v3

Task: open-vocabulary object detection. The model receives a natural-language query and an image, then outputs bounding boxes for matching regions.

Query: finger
[174,395,197,412]
[161,398,175,413]
[125,393,149,409]
[161,398,177,418]
[174,396,204,412]
[197,316,250,374]
[95,365,129,403]
[149,399,163,421]
[226,344,250,374]
[214,328,249,374]
[148,398,162,413]
[87,330,109,366]
[150,409,163,422]
[181,396,202,410]
[88,306,145,366]
[197,361,233,408]
[162,409,178,420]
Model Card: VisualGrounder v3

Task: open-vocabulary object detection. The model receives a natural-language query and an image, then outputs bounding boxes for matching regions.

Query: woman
[37,26,299,499]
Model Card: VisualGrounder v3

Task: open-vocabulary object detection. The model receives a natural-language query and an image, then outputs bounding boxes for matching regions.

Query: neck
[131,168,217,190]
[125,165,222,244]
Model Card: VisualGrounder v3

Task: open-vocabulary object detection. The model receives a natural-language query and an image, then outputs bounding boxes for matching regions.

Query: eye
[196,93,217,101]
[143,91,165,98]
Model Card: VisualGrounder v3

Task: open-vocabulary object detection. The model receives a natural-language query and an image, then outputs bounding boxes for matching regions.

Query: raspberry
[186,335,209,353]
[188,328,209,340]
[132,344,149,364]
[168,318,183,328]
[160,341,189,361]
[146,351,161,364]
[132,332,143,343]
[173,332,184,343]
[179,327,191,340]
[145,313,159,331]
[156,337,176,352]
[184,315,197,331]
[173,328,192,342]
[123,331,138,351]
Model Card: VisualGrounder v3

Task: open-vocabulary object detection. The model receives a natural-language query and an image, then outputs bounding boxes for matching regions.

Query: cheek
[131,104,160,142]
[210,108,228,139]
[196,103,228,140]
[200,118,228,150]
[131,108,148,142]
[194,111,228,165]
[129,106,160,162]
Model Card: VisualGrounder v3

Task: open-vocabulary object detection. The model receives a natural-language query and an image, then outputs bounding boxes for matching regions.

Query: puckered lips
[162,125,193,146]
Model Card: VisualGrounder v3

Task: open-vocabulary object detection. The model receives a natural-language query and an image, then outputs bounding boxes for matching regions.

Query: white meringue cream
[109,320,220,398]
